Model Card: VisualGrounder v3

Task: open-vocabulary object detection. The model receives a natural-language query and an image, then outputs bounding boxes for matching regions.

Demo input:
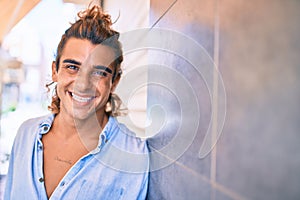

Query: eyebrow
[94,65,113,74]
[62,59,81,65]
[62,59,113,74]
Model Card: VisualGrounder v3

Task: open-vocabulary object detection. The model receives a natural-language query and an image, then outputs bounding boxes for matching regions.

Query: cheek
[55,82,64,98]
[57,73,74,86]
[96,79,112,91]
[55,76,73,95]
[95,81,112,98]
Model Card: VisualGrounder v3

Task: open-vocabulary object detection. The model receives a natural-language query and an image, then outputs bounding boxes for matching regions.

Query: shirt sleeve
[3,141,16,199]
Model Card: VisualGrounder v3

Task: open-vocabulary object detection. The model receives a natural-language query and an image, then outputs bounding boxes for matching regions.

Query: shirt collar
[37,114,119,153]
[38,114,55,135]
[102,116,118,141]
[91,116,118,154]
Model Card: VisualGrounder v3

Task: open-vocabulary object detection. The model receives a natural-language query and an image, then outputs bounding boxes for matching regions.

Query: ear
[52,61,58,82]
[111,75,120,93]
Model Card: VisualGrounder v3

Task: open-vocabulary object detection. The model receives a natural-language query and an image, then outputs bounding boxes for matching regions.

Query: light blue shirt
[4,114,149,200]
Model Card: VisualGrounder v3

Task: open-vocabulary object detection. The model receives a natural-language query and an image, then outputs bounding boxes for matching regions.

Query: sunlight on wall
[104,0,150,138]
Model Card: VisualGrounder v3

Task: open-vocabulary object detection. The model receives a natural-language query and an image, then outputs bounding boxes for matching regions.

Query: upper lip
[69,91,96,98]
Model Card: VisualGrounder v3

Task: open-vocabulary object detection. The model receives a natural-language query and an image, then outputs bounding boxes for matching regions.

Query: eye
[92,70,108,77]
[67,65,79,71]
[64,64,79,74]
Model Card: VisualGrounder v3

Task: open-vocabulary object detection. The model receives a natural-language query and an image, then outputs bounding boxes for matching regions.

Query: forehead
[61,38,115,66]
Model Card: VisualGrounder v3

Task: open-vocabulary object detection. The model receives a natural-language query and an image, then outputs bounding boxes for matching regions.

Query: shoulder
[108,117,149,155]
[18,114,53,131]
[8,114,54,161]
[100,117,149,173]
[15,114,54,142]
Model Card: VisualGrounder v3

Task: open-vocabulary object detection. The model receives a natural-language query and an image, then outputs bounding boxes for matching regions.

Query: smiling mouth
[68,92,95,103]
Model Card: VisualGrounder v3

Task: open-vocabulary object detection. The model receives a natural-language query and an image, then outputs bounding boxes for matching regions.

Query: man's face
[52,38,118,121]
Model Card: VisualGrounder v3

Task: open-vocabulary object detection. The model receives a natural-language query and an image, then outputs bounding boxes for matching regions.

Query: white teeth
[72,93,94,103]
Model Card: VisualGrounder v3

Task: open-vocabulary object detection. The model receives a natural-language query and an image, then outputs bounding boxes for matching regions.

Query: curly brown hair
[47,5,124,115]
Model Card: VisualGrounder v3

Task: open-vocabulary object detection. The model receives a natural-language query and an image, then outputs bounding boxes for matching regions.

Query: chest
[41,132,89,198]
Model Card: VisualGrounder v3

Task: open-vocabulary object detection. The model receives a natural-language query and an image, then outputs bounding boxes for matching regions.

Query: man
[4,5,149,200]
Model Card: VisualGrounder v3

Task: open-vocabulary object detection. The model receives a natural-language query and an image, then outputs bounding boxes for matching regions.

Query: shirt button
[39,177,44,182]
[61,181,65,186]
[43,126,49,132]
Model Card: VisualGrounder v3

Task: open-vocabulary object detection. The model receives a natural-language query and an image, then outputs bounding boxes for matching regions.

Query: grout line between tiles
[149,144,249,200]
[210,0,220,199]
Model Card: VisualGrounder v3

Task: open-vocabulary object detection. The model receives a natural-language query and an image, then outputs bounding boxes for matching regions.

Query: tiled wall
[147,0,300,199]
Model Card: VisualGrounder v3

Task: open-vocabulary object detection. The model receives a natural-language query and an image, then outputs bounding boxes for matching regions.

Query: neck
[53,111,109,140]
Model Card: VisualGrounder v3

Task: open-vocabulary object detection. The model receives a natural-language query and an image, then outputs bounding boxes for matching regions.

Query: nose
[74,71,92,92]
